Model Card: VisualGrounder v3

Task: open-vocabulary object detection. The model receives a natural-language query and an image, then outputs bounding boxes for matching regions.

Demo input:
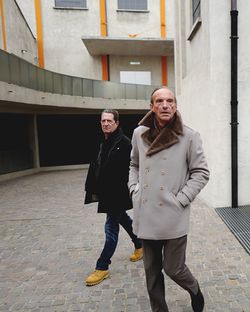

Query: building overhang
[81,36,174,56]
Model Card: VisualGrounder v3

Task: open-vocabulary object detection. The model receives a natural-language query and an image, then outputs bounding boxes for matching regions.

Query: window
[118,0,147,11]
[54,0,87,9]
[192,0,200,24]
[187,0,201,40]
[120,71,151,85]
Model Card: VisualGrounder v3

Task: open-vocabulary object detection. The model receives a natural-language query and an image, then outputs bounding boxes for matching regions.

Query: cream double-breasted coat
[128,111,209,240]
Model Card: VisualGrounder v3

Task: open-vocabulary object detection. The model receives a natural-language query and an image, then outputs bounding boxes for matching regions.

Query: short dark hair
[150,87,177,105]
[101,109,119,122]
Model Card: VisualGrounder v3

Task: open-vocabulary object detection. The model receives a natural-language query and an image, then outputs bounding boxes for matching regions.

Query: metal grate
[215,206,250,255]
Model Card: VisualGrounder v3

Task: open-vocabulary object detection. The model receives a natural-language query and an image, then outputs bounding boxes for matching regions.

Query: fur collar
[139,110,183,156]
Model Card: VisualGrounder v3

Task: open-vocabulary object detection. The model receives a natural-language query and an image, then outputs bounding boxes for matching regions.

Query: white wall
[40,0,175,82]
[40,0,101,79]
[110,55,174,87]
[16,0,36,36]
[175,0,232,208]
[10,0,175,86]
[106,0,175,86]
[2,0,37,64]
[175,0,250,208]
[108,0,174,39]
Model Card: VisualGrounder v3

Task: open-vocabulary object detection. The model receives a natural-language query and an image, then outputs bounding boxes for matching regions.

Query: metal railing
[0,49,155,100]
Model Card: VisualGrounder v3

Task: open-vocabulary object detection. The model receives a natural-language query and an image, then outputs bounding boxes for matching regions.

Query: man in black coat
[85,109,142,286]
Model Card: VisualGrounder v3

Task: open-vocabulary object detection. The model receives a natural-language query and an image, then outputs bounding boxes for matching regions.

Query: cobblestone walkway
[0,170,250,312]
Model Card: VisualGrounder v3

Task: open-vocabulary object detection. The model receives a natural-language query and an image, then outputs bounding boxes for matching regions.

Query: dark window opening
[0,114,34,174]
[192,0,201,24]
[118,0,147,11]
[37,114,143,167]
[54,0,87,9]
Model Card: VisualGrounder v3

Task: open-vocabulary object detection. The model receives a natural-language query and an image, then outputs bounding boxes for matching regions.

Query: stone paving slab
[0,170,250,312]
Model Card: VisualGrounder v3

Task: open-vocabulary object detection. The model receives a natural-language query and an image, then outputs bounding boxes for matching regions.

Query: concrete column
[31,114,40,169]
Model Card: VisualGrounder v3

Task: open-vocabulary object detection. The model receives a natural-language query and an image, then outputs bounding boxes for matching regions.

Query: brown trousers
[142,235,198,312]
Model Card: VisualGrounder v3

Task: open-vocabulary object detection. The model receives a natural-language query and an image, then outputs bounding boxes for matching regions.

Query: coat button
[143,184,148,189]
[159,202,163,207]
[160,186,164,191]
[161,171,166,175]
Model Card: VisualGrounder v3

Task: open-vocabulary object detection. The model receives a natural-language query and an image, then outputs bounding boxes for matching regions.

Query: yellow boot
[85,270,110,286]
[129,248,143,262]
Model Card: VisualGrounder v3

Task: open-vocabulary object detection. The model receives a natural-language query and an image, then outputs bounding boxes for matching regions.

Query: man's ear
[116,120,120,126]
[150,103,155,112]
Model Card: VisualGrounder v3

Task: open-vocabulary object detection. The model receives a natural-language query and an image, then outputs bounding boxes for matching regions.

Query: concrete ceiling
[81,36,174,56]
[0,100,148,115]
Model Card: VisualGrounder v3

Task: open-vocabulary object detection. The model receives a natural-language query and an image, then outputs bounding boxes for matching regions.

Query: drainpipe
[230,0,238,208]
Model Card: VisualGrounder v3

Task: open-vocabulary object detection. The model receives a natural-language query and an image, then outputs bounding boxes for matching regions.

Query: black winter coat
[84,128,133,214]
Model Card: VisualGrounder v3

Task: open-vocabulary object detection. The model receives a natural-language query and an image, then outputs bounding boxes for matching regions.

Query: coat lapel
[139,110,183,156]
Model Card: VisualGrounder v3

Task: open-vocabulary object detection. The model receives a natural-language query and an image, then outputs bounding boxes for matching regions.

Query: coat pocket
[169,192,185,211]
[132,183,140,204]
[132,182,142,205]
[133,183,140,195]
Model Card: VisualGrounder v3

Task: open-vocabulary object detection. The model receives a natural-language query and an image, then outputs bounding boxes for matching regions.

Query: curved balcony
[0,49,155,112]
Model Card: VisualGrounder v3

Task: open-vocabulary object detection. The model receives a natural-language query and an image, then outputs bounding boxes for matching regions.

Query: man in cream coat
[128,87,209,312]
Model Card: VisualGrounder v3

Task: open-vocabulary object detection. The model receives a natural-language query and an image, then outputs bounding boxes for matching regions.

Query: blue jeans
[96,211,142,270]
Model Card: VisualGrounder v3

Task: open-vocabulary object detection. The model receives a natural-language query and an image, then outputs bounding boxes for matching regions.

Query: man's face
[150,88,177,128]
[100,112,119,136]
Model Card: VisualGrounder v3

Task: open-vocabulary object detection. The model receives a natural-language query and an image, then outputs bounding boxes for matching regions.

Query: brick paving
[0,169,250,312]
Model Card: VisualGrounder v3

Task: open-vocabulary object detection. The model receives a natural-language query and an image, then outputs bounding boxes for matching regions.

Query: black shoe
[190,286,204,312]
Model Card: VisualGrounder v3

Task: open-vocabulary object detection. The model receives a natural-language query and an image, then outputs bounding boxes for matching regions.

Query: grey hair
[150,87,177,105]
[101,109,119,122]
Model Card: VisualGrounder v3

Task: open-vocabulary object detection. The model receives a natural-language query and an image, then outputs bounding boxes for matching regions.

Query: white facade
[13,0,175,87]
[174,0,250,207]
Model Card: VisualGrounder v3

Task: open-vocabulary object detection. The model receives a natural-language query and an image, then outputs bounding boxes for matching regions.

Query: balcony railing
[0,49,156,101]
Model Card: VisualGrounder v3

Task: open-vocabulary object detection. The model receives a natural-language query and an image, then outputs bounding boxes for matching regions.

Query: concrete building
[9,0,175,87]
[0,1,175,179]
[174,0,249,208]
[1,0,249,209]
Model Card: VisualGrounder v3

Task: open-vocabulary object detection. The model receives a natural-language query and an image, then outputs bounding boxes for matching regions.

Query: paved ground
[0,169,250,312]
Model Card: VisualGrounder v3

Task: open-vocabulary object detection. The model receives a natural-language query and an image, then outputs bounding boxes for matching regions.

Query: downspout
[100,0,109,81]
[34,0,45,68]
[230,0,238,208]
[160,0,167,86]
[0,0,7,51]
